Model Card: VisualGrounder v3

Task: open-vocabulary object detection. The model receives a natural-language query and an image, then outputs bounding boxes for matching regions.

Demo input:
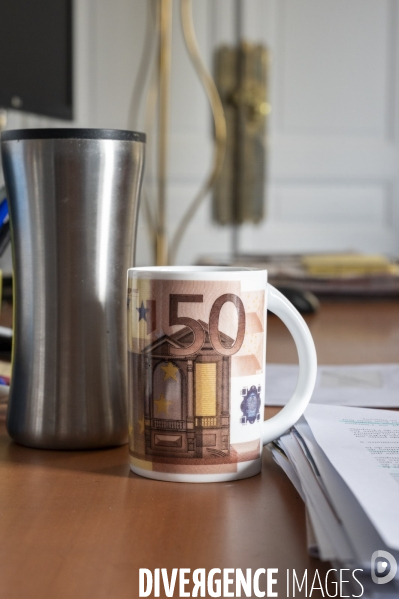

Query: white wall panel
[271,137,398,180]
[240,223,396,255]
[272,184,389,225]
[93,0,147,129]
[275,0,394,138]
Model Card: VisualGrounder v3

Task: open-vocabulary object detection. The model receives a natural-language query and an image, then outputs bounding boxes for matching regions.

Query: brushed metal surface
[1,133,145,448]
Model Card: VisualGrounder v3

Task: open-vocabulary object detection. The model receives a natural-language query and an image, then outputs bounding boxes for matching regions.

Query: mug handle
[262,284,317,445]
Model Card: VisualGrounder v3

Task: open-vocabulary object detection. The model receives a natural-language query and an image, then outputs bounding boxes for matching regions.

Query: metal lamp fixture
[129,0,226,266]
[213,41,270,227]
[129,0,269,265]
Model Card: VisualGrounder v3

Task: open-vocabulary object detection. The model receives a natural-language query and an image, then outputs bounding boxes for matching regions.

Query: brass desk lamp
[129,0,269,266]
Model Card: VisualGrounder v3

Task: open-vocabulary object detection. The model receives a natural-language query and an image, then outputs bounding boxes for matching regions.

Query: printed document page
[304,404,399,550]
[266,363,399,407]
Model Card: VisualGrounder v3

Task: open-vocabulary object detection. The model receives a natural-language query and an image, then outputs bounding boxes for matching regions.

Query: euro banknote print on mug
[127,267,317,483]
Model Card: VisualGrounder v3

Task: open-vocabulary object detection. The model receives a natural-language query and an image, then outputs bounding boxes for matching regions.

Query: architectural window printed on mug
[127,278,265,474]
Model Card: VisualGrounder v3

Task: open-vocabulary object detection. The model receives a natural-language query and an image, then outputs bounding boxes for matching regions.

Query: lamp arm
[127,0,158,130]
[168,0,227,265]
[127,0,159,262]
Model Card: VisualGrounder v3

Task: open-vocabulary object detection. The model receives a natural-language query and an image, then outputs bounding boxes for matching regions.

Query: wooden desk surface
[0,299,398,599]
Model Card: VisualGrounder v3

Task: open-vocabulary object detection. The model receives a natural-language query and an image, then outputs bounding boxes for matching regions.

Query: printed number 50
[169,293,246,357]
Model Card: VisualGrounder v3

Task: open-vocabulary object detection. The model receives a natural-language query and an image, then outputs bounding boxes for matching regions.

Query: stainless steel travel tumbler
[1,129,145,449]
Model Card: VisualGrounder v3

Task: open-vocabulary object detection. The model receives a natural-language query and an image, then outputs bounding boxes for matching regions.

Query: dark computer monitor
[0,0,73,120]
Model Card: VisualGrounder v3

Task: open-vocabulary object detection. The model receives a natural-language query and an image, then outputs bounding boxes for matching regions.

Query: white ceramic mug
[127,267,317,483]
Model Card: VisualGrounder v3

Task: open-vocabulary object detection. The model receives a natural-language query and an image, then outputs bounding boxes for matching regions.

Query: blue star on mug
[136,301,150,322]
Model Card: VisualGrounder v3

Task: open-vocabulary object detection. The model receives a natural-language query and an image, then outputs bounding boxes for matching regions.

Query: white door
[211,0,399,260]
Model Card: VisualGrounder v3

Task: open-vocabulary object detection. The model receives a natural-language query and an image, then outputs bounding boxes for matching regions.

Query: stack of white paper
[271,404,399,598]
[266,364,399,407]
